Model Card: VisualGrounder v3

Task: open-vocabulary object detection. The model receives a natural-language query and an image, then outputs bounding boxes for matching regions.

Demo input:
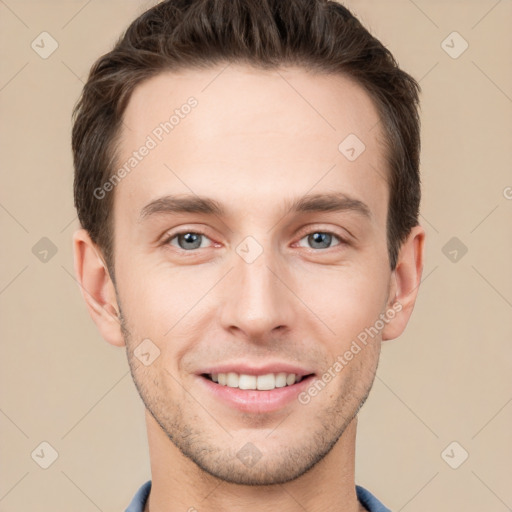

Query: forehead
[114,65,388,223]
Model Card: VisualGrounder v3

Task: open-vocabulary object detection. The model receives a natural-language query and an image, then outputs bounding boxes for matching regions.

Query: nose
[219,242,296,343]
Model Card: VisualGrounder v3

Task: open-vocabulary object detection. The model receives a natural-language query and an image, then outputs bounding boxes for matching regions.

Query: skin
[73,65,425,512]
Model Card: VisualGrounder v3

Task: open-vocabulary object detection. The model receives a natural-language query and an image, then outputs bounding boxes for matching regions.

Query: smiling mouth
[201,372,315,391]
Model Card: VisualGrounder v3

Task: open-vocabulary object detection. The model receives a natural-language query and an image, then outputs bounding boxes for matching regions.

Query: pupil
[181,233,201,249]
[310,232,330,249]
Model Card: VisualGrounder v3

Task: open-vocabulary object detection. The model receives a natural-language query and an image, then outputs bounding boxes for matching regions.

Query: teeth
[239,374,257,389]
[275,372,288,388]
[226,372,239,387]
[256,373,275,390]
[209,372,305,390]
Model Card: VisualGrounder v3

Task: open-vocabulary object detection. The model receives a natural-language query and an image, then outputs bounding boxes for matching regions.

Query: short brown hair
[72,0,421,273]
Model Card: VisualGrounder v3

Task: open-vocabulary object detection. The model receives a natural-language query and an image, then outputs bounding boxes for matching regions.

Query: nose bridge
[220,236,295,338]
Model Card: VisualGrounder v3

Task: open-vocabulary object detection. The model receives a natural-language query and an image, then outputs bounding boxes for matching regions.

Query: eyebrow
[139,192,372,221]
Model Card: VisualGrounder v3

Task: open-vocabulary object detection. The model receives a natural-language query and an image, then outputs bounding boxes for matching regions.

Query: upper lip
[197,362,315,378]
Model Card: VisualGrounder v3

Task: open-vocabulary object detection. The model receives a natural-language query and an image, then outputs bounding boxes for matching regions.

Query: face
[109,65,397,484]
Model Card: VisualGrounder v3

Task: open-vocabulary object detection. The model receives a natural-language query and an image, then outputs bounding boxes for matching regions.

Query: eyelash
[163,228,348,253]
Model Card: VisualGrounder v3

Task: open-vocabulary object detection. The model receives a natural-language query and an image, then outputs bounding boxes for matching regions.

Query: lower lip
[197,374,316,414]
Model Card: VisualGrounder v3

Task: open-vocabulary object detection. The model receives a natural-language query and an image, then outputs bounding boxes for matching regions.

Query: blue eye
[164,230,345,253]
[297,232,342,250]
[167,232,212,251]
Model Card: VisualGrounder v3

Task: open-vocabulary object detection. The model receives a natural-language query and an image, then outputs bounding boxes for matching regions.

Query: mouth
[201,372,315,391]
[197,371,316,413]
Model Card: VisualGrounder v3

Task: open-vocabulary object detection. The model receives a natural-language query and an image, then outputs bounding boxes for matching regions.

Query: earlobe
[72,228,126,347]
[382,225,426,341]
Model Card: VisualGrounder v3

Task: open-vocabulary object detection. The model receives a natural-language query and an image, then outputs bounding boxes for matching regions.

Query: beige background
[1,0,511,510]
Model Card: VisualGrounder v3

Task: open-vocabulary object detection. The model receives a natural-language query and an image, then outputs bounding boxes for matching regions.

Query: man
[71,0,425,510]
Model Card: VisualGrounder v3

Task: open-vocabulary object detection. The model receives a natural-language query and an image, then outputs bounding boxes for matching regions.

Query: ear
[382,224,426,341]
[72,228,125,347]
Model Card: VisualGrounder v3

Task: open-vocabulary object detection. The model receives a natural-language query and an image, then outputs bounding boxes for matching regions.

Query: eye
[165,231,213,251]
[163,229,346,252]
[297,231,344,250]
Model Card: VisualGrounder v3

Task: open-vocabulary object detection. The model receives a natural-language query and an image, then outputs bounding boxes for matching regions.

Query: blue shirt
[125,480,392,511]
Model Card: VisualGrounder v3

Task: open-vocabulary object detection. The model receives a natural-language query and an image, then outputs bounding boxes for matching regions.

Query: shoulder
[125,480,151,512]
[356,485,392,512]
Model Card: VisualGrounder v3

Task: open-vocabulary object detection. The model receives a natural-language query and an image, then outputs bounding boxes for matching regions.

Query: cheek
[294,263,389,339]
[117,258,186,316]
[117,266,210,359]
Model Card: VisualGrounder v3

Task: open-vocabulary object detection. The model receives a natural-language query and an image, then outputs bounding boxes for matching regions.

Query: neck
[144,410,364,512]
